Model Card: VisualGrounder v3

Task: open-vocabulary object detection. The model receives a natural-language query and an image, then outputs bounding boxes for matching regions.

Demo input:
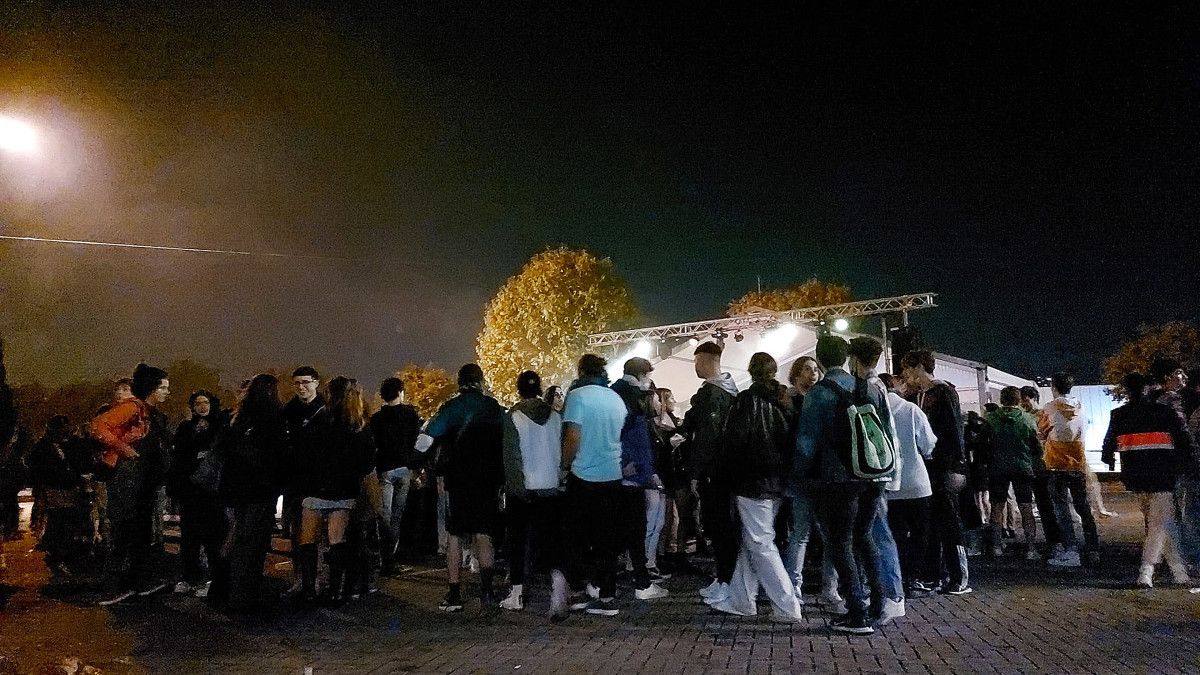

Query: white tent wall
[626,322,1035,419]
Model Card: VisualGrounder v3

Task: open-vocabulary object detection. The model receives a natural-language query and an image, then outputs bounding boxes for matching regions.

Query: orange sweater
[90,399,150,468]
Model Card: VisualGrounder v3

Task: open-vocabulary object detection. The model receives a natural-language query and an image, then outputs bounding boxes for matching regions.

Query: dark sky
[1,2,1196,386]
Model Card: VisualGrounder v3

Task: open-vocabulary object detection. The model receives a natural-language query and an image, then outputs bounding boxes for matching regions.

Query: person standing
[1040,372,1099,567]
[900,350,972,595]
[415,364,505,612]
[499,371,564,613]
[983,387,1043,559]
[610,357,670,601]
[215,374,290,612]
[1019,386,1064,558]
[282,366,326,595]
[92,363,172,605]
[880,373,937,598]
[559,354,628,618]
[370,377,423,576]
[1103,372,1193,587]
[168,390,227,596]
[709,353,803,623]
[682,341,739,604]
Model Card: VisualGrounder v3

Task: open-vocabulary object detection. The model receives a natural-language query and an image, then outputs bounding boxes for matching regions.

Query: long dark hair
[238,374,282,423]
[328,376,366,431]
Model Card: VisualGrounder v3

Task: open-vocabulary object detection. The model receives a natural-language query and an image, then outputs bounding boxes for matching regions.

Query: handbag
[190,449,225,495]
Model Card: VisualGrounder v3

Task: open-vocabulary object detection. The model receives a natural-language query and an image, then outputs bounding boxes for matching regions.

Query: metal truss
[586,292,937,348]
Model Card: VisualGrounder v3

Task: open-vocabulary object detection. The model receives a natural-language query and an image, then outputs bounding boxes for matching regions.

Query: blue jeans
[378,467,413,561]
[784,489,839,598]
[871,497,904,602]
[819,483,884,620]
[1176,477,1200,566]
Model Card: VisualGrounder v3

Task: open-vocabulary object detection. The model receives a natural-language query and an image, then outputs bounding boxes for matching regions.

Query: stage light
[0,115,38,155]
[833,318,850,332]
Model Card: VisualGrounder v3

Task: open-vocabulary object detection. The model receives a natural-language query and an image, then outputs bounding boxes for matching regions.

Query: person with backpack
[900,349,972,596]
[167,390,227,597]
[982,387,1043,560]
[1103,372,1194,588]
[610,357,670,602]
[499,370,564,613]
[708,352,803,623]
[91,363,173,606]
[795,335,898,635]
[415,364,506,612]
[370,377,424,576]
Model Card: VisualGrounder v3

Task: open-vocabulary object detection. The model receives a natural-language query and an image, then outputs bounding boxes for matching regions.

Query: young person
[983,387,1043,559]
[370,377,423,576]
[1039,372,1098,567]
[168,390,227,596]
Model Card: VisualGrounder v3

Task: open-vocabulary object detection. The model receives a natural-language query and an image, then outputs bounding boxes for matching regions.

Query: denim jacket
[791,368,895,488]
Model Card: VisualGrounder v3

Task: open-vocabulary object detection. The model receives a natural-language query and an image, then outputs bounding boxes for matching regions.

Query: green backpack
[818,377,897,482]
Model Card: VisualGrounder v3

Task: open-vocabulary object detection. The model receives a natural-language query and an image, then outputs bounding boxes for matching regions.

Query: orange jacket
[90,399,150,468]
[1039,396,1086,471]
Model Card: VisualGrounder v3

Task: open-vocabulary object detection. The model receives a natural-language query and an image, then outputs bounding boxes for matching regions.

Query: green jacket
[983,407,1043,477]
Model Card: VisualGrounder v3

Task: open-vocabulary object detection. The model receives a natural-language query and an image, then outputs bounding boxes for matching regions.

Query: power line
[0,235,343,261]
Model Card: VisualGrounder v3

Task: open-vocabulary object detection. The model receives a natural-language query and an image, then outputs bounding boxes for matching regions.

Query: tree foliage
[728,278,853,316]
[1102,321,1200,395]
[398,364,457,419]
[476,247,639,403]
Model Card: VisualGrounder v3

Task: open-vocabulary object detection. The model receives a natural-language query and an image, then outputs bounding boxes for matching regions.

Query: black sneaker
[830,614,875,635]
[439,594,465,612]
[940,582,973,596]
[584,598,620,616]
[568,593,592,612]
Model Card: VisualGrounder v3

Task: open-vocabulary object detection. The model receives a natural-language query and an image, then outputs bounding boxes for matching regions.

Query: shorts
[301,497,357,512]
[446,487,500,537]
[988,475,1033,504]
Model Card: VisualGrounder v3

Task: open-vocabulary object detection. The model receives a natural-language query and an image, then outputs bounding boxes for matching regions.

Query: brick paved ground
[3,487,1200,674]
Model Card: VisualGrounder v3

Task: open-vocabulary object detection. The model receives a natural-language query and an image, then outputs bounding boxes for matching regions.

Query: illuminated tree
[1102,321,1200,396]
[477,247,639,403]
[728,278,853,316]
[398,363,458,419]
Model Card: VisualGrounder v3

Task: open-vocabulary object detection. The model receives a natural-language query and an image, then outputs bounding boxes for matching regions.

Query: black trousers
[563,475,622,597]
[1033,472,1063,547]
[506,492,562,586]
[698,477,738,583]
[178,490,226,584]
[887,496,931,588]
[619,486,652,589]
[820,483,884,619]
[925,472,967,585]
[222,501,275,610]
[109,500,157,590]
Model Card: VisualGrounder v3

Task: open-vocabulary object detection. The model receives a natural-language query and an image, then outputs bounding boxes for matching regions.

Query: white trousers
[1140,491,1186,574]
[714,496,802,620]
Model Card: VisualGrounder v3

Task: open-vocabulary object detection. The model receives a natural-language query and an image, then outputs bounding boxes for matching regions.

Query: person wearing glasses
[282,366,326,596]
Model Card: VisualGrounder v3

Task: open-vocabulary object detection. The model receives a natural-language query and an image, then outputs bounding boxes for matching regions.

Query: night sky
[1,3,1196,386]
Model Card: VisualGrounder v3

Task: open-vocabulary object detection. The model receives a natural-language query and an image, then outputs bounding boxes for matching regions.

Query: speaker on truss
[889,324,921,371]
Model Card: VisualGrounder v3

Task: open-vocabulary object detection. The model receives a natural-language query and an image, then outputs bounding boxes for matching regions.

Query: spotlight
[833,318,850,332]
[687,338,699,347]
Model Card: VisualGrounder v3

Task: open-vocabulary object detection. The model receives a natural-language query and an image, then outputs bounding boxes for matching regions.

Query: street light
[0,115,38,155]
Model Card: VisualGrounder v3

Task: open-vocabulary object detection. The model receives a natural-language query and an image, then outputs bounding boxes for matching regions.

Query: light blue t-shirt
[563,384,626,482]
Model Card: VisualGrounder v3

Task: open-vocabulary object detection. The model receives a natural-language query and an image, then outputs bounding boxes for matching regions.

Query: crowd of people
[2,337,1199,636]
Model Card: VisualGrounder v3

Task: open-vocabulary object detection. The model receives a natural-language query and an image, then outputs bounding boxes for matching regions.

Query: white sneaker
[500,585,524,611]
[698,579,721,599]
[137,582,168,597]
[702,582,730,605]
[98,589,136,606]
[173,581,193,595]
[1169,565,1191,586]
[1136,565,1154,589]
[194,581,212,598]
[635,583,669,600]
[586,583,601,600]
[549,571,569,621]
[1048,549,1081,568]
[819,591,847,615]
[875,597,905,626]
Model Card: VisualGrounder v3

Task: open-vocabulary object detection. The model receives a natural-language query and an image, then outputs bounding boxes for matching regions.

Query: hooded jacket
[983,407,1042,477]
[611,377,658,488]
[1102,399,1191,492]
[1040,395,1087,471]
[502,398,562,497]
[370,403,423,474]
[682,374,738,479]
[913,381,966,475]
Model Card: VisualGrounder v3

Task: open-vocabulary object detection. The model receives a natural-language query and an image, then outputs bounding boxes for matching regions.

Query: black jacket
[168,413,225,497]
[217,411,290,505]
[295,413,376,501]
[370,404,423,474]
[1102,399,1193,492]
[721,381,794,498]
[282,394,326,488]
[914,381,967,476]
[682,380,737,479]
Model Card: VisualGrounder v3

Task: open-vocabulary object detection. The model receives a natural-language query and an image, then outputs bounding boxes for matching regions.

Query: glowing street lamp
[0,115,38,155]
